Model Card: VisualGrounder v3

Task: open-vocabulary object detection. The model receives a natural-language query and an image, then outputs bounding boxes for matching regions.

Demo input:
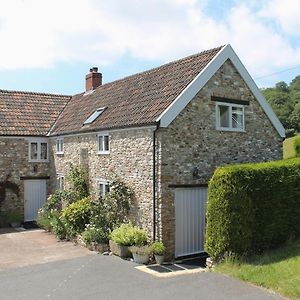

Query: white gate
[24,180,47,221]
[175,187,207,257]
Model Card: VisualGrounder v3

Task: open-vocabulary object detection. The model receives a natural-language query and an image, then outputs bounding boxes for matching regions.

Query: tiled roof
[0,90,70,136]
[50,46,223,136]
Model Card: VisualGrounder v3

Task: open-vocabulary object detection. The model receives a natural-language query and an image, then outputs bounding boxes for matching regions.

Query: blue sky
[0,0,300,95]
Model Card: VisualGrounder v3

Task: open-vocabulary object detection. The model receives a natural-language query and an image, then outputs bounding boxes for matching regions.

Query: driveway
[0,228,94,271]
[0,230,284,300]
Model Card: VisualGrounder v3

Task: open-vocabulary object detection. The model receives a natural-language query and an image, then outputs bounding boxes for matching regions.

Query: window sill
[28,159,49,163]
[56,152,64,155]
[216,127,245,133]
[97,151,110,155]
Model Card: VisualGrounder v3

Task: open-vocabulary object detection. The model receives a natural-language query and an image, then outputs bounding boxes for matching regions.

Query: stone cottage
[0,44,285,258]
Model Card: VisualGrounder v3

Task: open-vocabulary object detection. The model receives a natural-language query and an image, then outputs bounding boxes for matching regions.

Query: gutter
[152,122,160,241]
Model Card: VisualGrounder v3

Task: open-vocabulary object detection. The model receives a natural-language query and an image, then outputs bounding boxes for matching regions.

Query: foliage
[5,210,22,223]
[43,191,63,213]
[100,178,132,229]
[295,135,300,157]
[262,76,300,134]
[216,239,300,299]
[61,198,92,238]
[66,164,89,200]
[151,241,166,255]
[81,224,108,244]
[110,223,148,246]
[50,210,67,239]
[283,134,300,159]
[129,245,151,255]
[205,158,300,260]
[37,210,52,231]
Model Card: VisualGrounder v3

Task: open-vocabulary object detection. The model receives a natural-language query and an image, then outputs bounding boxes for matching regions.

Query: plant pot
[109,240,131,258]
[132,252,149,264]
[154,254,164,265]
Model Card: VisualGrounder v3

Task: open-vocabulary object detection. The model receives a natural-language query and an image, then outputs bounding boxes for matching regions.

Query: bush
[81,225,108,245]
[205,158,300,260]
[295,136,300,157]
[37,209,52,231]
[66,165,89,200]
[129,245,151,255]
[110,224,147,246]
[50,210,67,239]
[151,241,166,255]
[61,198,92,238]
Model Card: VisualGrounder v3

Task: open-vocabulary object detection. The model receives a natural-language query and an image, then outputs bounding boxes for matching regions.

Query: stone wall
[156,60,283,257]
[0,137,50,221]
[50,127,155,236]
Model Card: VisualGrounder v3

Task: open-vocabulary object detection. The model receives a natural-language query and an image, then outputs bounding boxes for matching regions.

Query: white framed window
[28,139,49,162]
[57,174,64,191]
[216,102,245,132]
[97,180,110,199]
[56,138,64,154]
[97,133,110,154]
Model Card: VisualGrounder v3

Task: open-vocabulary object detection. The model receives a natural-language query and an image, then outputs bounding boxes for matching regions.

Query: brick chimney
[85,67,102,91]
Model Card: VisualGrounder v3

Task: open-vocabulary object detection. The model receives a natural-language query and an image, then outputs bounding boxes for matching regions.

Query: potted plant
[109,224,135,258]
[151,241,166,265]
[129,245,151,264]
[81,225,109,253]
[6,210,23,228]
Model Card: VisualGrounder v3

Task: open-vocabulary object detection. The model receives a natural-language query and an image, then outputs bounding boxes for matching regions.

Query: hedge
[205,158,300,260]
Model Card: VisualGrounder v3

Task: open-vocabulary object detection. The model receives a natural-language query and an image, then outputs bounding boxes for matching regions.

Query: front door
[175,187,208,257]
[24,180,47,221]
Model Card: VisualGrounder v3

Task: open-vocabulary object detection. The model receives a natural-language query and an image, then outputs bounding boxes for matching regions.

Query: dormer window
[83,107,106,125]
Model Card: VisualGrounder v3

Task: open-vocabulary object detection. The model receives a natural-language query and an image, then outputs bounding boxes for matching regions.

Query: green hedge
[205,158,300,260]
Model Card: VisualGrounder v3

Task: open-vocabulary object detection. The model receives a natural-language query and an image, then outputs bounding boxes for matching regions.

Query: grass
[216,240,300,299]
[284,134,300,159]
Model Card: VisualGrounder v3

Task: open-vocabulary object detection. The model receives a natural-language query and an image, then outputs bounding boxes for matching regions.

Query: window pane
[99,136,103,152]
[99,183,104,198]
[105,184,110,195]
[104,135,109,151]
[41,143,48,160]
[232,113,244,129]
[30,143,38,159]
[232,106,243,114]
[219,105,229,127]
[56,140,60,152]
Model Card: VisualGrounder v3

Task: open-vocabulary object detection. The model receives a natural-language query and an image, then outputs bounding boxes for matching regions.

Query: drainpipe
[152,122,159,242]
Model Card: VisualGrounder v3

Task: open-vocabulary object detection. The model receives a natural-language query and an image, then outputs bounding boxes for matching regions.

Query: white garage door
[24,180,47,222]
[175,187,208,257]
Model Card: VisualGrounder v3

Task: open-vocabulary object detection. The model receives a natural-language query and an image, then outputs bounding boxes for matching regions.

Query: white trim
[56,138,64,154]
[156,44,285,138]
[56,174,64,191]
[97,132,110,154]
[215,102,245,132]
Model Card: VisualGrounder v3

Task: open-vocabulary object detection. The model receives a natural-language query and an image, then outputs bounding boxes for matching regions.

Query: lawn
[283,134,300,159]
[216,240,300,299]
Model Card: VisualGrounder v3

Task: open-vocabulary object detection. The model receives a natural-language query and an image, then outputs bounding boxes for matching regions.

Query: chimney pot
[86,67,102,91]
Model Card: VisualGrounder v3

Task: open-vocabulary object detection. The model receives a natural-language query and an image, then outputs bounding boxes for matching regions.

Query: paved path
[0,253,284,300]
[0,228,94,271]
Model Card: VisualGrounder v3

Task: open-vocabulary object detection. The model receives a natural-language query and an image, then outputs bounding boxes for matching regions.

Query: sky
[0,0,300,95]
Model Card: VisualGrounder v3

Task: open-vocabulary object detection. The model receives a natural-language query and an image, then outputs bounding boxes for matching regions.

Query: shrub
[81,225,108,245]
[43,191,63,213]
[66,165,89,200]
[61,198,92,238]
[151,241,166,255]
[50,210,67,239]
[37,209,52,231]
[129,245,151,255]
[205,158,300,260]
[110,224,147,246]
[295,135,300,157]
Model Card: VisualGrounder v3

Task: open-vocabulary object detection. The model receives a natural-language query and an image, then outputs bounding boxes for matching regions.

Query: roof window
[83,107,106,125]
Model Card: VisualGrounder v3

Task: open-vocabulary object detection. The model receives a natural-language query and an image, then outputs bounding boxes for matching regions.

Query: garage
[175,187,208,258]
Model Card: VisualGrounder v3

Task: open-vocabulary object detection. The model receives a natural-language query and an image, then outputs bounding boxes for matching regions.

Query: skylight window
[83,107,106,125]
